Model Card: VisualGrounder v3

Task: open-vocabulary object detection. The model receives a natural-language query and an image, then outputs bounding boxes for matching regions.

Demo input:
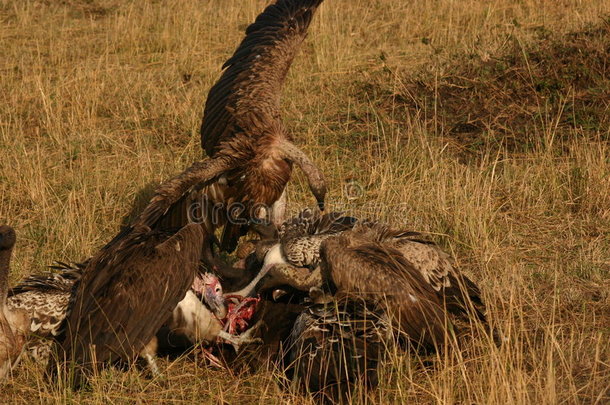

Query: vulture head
[230,243,324,304]
[193,273,227,319]
[0,225,16,251]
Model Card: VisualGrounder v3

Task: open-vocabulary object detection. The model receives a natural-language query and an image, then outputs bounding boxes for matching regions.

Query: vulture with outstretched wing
[129,0,327,271]
[197,0,327,254]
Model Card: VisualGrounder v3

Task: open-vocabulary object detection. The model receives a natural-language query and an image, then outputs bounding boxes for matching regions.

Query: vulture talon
[217,330,262,353]
[143,353,162,379]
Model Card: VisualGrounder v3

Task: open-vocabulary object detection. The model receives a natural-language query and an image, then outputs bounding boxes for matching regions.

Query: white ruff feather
[264,244,285,266]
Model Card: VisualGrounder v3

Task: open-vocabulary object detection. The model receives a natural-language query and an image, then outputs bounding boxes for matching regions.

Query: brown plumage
[7,262,82,365]
[285,295,390,403]
[244,211,485,344]
[56,223,204,384]
[197,0,327,252]
[51,158,231,383]
[0,225,29,381]
[353,222,486,324]
[52,157,264,384]
[9,263,231,368]
[320,227,450,349]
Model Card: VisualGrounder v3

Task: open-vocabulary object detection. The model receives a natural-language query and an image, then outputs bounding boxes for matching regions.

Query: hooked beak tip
[272,289,287,301]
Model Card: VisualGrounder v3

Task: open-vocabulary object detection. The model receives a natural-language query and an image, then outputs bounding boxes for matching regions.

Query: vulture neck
[0,246,12,306]
[231,244,285,297]
[246,154,291,205]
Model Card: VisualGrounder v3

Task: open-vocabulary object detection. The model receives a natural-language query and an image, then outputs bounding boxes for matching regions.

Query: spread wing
[104,158,229,248]
[320,234,449,348]
[59,224,203,380]
[354,222,486,322]
[201,0,324,156]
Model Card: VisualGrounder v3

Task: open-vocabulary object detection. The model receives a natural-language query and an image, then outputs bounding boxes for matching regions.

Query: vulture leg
[140,337,161,378]
[270,190,287,227]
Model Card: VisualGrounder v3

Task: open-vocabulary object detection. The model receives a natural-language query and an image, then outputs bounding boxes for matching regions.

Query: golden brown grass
[1,0,609,403]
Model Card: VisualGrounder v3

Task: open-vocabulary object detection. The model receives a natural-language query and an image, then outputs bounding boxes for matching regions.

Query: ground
[0,0,609,403]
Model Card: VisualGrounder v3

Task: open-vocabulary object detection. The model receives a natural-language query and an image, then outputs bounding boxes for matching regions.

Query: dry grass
[1,0,609,403]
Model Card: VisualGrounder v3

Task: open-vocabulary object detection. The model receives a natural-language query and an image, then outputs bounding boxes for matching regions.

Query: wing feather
[320,234,449,348]
[201,0,324,155]
[58,224,204,381]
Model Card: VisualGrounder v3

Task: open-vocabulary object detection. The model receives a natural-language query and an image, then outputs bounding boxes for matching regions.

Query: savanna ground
[1,0,609,403]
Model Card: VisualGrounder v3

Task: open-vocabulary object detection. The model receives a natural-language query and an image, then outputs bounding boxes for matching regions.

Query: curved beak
[272,288,288,301]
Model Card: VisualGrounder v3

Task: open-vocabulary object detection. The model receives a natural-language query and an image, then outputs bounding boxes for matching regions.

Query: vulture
[247,211,487,348]
[7,262,82,365]
[11,261,254,372]
[158,0,328,263]
[284,294,390,403]
[51,155,261,385]
[53,224,206,383]
[0,225,29,381]
[228,213,489,400]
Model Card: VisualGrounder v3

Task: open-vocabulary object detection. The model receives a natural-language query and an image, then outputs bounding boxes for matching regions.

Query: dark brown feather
[320,232,449,349]
[57,224,204,382]
[355,222,486,323]
[201,0,324,156]
[196,0,326,252]
[284,296,390,403]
